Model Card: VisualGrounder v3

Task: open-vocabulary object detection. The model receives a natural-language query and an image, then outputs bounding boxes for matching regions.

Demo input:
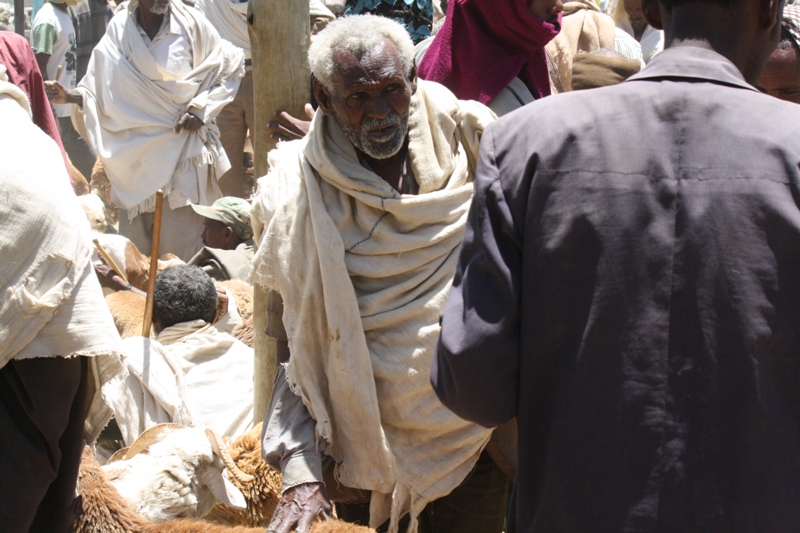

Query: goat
[93,234,184,292]
[91,158,119,228]
[78,193,109,233]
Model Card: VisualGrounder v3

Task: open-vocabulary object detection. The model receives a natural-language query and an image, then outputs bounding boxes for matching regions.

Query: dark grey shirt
[434,46,800,532]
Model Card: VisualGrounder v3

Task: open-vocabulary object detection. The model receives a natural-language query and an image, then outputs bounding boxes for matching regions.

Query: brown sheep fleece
[205,423,281,527]
[90,159,119,226]
[232,316,253,348]
[77,446,375,533]
[105,290,147,339]
[216,279,253,321]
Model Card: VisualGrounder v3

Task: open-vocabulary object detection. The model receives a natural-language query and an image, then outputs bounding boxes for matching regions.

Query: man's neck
[663,3,767,84]
[137,6,165,40]
[52,2,68,13]
[360,140,412,194]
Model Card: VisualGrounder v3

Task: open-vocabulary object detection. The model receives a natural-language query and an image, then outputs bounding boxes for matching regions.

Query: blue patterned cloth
[345,0,433,43]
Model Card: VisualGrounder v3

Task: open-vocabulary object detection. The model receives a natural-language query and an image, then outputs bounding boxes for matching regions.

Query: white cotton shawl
[0,77,125,442]
[195,0,250,57]
[73,0,245,217]
[250,80,496,532]
[109,321,253,445]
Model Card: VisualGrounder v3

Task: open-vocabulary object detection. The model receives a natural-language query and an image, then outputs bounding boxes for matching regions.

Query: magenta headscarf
[418,0,561,104]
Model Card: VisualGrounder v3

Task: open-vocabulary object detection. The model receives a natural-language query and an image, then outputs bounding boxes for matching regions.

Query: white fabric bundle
[109,320,254,445]
[251,80,496,532]
[195,0,250,57]
[73,0,245,218]
[0,77,124,441]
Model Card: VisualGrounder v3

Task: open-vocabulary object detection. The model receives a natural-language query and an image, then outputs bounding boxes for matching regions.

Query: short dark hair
[778,24,800,51]
[153,265,217,329]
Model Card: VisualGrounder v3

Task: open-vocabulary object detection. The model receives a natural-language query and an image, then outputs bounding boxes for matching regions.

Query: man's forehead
[331,39,404,84]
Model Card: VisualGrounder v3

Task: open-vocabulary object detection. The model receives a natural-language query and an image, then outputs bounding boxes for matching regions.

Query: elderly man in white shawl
[251,15,507,533]
[46,0,245,261]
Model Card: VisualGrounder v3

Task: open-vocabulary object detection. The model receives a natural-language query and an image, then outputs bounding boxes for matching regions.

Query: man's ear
[313,78,336,117]
[224,226,235,242]
[642,0,663,30]
[759,0,783,31]
[408,64,418,95]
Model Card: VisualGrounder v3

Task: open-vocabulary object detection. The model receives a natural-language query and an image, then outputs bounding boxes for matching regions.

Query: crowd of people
[3,0,800,531]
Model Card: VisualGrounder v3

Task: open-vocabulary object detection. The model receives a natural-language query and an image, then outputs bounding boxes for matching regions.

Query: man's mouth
[368,124,397,142]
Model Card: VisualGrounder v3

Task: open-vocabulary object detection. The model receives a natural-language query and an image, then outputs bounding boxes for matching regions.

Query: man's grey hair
[308,14,415,90]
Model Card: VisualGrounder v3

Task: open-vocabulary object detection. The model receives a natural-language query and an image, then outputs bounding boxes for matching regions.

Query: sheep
[70,156,91,196]
[205,423,280,527]
[105,290,147,338]
[217,279,253,321]
[98,424,254,523]
[93,234,184,292]
[232,316,254,348]
[91,158,120,228]
[77,444,375,533]
[78,193,110,233]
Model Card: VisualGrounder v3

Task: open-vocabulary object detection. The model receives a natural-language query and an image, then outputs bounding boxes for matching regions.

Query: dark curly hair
[153,265,217,329]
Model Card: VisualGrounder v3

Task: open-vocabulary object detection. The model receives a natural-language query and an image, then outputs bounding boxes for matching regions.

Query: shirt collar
[627,45,758,92]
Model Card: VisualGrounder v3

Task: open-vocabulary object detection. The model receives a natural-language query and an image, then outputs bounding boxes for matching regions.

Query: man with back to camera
[432,0,800,529]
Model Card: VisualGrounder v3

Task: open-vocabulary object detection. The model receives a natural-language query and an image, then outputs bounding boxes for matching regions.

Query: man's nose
[366,95,392,120]
[551,0,564,16]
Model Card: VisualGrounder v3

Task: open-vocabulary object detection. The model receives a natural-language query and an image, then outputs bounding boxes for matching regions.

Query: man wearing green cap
[188,196,255,281]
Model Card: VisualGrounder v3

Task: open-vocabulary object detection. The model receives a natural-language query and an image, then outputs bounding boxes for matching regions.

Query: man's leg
[417,450,509,533]
[159,204,205,261]
[216,71,252,199]
[0,356,88,533]
[58,116,96,179]
[119,205,204,262]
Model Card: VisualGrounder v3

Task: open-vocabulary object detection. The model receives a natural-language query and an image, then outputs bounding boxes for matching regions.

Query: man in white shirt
[46,0,245,261]
[31,0,96,178]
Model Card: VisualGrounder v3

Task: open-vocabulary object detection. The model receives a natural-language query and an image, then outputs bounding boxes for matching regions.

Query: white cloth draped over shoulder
[107,320,254,445]
[195,0,250,58]
[608,0,664,62]
[73,0,245,219]
[0,72,124,442]
[250,80,496,532]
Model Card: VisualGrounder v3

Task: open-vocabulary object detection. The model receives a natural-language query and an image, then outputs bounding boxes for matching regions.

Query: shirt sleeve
[432,124,523,428]
[261,363,325,493]
[31,22,57,56]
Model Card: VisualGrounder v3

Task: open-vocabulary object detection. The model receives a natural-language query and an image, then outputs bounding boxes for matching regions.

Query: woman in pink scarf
[418,0,562,108]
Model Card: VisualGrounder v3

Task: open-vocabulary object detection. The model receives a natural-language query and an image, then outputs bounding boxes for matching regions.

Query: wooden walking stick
[141,190,164,337]
[92,238,129,285]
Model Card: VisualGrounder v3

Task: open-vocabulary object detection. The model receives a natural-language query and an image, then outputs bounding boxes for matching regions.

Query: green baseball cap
[191,197,253,240]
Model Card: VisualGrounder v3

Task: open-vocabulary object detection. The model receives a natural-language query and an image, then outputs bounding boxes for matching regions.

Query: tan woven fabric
[546,0,617,93]
[251,80,496,532]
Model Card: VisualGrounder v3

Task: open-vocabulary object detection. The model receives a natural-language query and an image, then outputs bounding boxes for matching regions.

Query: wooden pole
[248,0,311,424]
[14,0,24,36]
[141,190,164,337]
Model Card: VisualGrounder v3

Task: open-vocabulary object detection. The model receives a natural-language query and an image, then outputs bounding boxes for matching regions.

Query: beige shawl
[0,76,124,443]
[546,0,617,93]
[73,0,244,217]
[251,80,496,532]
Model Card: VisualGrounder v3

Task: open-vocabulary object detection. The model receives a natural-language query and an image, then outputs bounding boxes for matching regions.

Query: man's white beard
[338,110,409,160]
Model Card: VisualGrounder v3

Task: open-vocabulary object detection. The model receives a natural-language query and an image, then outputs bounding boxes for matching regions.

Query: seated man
[108,265,254,443]
[188,197,255,281]
[252,14,504,533]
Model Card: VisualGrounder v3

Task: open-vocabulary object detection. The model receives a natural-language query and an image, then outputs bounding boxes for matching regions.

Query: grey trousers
[118,203,205,262]
[336,450,509,533]
[0,356,89,533]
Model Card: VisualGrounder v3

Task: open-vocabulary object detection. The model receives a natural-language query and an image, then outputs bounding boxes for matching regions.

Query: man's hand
[212,286,229,324]
[175,112,203,133]
[44,80,70,105]
[267,482,332,533]
[267,103,315,142]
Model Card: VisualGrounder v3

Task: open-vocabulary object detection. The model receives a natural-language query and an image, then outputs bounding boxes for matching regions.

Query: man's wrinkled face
[624,0,647,32]
[321,39,414,160]
[758,46,800,104]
